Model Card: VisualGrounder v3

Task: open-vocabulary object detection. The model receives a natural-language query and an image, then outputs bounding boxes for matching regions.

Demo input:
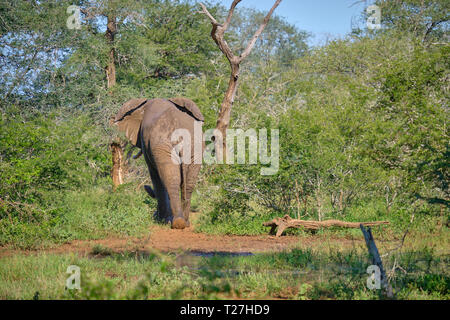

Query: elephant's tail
[181,163,187,201]
[144,185,156,198]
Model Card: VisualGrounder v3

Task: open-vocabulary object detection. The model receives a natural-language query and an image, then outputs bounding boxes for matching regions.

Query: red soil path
[0,224,364,258]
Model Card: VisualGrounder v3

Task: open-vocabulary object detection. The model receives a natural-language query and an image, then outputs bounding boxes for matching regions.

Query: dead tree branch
[199,0,282,157]
[239,1,282,62]
[263,214,389,237]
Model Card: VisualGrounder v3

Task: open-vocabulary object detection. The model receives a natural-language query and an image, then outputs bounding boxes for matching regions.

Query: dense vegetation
[0,0,448,245]
[0,0,448,300]
[1,243,448,299]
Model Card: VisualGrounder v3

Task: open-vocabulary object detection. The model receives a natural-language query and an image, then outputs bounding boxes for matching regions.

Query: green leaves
[195,23,448,232]
[0,110,110,202]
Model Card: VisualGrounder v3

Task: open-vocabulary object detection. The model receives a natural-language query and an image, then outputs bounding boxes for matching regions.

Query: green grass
[1,243,448,300]
[1,171,448,300]
[193,188,448,242]
[0,183,157,249]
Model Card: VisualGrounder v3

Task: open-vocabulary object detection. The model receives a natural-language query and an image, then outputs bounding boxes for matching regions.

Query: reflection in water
[175,251,254,269]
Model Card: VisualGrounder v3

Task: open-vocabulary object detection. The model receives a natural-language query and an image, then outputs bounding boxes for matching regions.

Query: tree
[0,0,77,105]
[76,0,220,187]
[79,0,136,187]
[199,0,282,158]
[227,7,309,67]
[374,0,449,42]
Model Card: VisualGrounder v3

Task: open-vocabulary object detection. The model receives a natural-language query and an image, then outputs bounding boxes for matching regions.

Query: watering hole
[175,250,254,268]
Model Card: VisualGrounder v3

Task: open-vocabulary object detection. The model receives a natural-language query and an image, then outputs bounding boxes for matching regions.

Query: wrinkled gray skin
[113,98,204,229]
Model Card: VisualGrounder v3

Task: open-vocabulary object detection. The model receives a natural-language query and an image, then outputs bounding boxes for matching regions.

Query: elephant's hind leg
[160,163,186,229]
[153,155,186,229]
[149,168,171,223]
[181,163,201,227]
[143,150,171,224]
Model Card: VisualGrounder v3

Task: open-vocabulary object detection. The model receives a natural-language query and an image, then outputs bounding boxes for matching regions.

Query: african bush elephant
[113,97,204,229]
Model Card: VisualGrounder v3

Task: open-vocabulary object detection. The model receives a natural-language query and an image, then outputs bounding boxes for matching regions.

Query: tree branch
[199,3,220,26]
[80,7,106,20]
[223,0,242,30]
[360,225,394,298]
[199,0,282,157]
[423,18,448,42]
[263,215,389,237]
[199,2,237,64]
[239,0,282,62]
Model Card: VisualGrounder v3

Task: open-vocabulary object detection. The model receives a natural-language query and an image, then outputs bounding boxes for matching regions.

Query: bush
[0,108,153,247]
[193,35,448,235]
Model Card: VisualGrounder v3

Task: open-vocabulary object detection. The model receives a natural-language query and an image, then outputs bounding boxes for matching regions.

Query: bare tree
[80,4,117,89]
[82,4,125,188]
[199,0,282,156]
[105,13,117,89]
[104,12,125,190]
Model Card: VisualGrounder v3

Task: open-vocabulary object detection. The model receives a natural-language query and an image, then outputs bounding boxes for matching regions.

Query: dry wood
[360,225,394,298]
[199,0,282,158]
[263,214,389,237]
[105,13,117,89]
[82,6,125,187]
[110,141,125,189]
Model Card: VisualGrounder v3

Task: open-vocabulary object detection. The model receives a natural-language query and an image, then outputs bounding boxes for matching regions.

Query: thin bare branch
[199,2,220,26]
[199,2,237,64]
[223,0,242,30]
[199,0,282,157]
[80,6,106,20]
[239,0,282,62]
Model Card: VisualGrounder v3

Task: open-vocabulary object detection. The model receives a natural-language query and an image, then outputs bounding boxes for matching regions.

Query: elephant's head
[113,97,204,147]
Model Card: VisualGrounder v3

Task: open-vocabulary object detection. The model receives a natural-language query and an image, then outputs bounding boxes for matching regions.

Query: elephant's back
[141,99,202,146]
[142,99,172,125]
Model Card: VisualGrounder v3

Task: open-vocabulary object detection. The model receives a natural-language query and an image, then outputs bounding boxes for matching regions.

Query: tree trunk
[111,141,125,188]
[316,175,323,221]
[105,14,116,89]
[216,65,240,157]
[106,47,116,88]
[106,13,124,189]
[199,0,282,161]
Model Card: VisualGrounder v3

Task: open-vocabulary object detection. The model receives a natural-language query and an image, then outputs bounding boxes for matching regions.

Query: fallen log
[263,215,389,237]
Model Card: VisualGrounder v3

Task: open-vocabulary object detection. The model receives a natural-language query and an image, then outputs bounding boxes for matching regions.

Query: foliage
[375,0,449,42]
[0,1,448,299]
[0,109,109,198]
[0,108,155,248]
[192,31,448,234]
[0,243,448,299]
[226,7,310,67]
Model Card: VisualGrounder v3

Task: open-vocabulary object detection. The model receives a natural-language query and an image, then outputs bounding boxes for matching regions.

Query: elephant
[113,97,204,229]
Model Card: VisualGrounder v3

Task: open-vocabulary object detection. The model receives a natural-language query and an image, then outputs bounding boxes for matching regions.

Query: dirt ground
[0,226,298,257]
[0,223,366,259]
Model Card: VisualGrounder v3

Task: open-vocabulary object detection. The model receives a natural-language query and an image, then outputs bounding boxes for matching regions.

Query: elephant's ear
[113,98,148,146]
[168,97,204,122]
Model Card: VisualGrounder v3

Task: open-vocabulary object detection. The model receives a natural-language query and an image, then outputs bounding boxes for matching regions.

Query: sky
[219,0,374,46]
